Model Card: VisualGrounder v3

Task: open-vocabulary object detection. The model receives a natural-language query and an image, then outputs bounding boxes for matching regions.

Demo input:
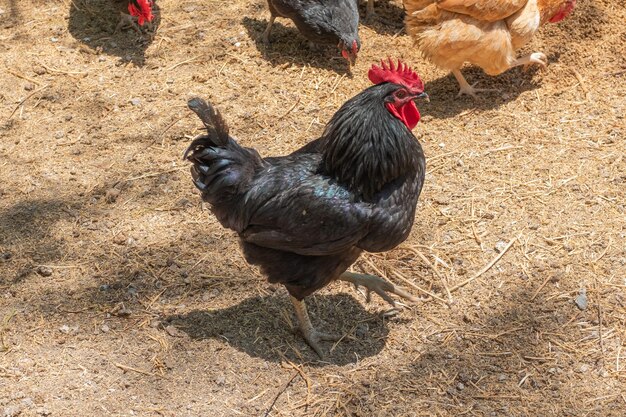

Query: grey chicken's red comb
[368,59,424,92]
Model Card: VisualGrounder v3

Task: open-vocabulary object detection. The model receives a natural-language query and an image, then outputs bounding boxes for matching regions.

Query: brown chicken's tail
[184,98,265,208]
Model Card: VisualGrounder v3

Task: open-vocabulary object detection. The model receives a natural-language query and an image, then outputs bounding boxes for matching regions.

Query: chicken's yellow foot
[452,69,499,98]
[290,296,340,358]
[339,271,417,316]
[511,52,548,72]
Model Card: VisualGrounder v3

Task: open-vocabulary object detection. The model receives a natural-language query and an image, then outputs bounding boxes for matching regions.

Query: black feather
[187,97,229,147]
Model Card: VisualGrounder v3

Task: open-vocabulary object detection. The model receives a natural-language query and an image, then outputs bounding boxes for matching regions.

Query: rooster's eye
[395,90,407,99]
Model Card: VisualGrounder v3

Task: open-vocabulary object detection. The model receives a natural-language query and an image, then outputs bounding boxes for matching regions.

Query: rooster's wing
[239,158,373,257]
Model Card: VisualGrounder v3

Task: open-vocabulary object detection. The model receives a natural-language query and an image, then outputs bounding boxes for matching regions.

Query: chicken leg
[452,69,499,98]
[366,0,375,22]
[262,15,276,45]
[511,52,548,71]
[290,296,340,358]
[338,272,418,314]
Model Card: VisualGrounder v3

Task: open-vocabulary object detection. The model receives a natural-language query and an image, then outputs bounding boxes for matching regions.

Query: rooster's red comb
[368,59,424,92]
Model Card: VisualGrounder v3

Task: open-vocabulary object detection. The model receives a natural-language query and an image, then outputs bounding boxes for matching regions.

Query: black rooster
[263,0,361,66]
[185,60,428,357]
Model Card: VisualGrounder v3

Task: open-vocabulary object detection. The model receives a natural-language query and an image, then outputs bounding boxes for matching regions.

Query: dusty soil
[1,0,625,415]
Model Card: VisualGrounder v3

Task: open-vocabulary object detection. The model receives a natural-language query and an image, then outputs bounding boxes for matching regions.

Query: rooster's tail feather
[184,98,265,222]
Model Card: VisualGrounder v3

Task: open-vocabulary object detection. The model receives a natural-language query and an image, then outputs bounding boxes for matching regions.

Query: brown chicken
[404,0,576,97]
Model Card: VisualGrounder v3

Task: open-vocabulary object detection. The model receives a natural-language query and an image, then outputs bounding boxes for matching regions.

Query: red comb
[368,59,424,92]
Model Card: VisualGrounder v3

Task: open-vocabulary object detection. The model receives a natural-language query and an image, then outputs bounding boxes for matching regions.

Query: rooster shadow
[164,293,401,366]
[242,17,354,75]
[421,66,545,119]
[67,0,161,66]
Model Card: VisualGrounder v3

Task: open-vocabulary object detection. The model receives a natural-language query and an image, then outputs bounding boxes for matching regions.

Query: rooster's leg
[114,12,141,34]
[452,69,498,98]
[290,296,340,358]
[366,0,376,22]
[511,52,548,71]
[338,272,418,315]
[262,15,276,45]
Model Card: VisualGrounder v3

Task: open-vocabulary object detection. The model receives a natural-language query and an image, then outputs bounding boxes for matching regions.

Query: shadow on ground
[421,66,544,119]
[67,0,161,66]
[242,17,353,75]
[165,293,394,365]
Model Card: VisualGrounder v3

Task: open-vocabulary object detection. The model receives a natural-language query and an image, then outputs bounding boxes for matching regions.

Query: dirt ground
[0,0,625,415]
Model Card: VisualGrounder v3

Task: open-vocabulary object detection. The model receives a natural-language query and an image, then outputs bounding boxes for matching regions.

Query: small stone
[579,364,590,373]
[116,307,132,317]
[498,373,507,381]
[50,37,58,42]
[36,266,53,277]
[215,375,226,385]
[202,288,220,301]
[130,98,141,106]
[3,405,22,417]
[105,188,120,203]
[574,288,588,310]
[24,83,34,91]
[59,324,71,334]
[456,382,465,391]
[495,240,508,253]
[54,130,64,139]
[100,324,110,333]
[355,323,369,338]
[165,325,185,338]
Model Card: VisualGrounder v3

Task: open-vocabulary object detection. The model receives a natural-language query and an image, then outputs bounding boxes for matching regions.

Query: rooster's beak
[414,92,429,103]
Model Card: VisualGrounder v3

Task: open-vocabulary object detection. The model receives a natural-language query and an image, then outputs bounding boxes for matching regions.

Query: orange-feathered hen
[404,0,576,97]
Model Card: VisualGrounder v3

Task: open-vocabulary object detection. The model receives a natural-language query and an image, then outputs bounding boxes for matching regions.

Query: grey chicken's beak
[413,92,429,103]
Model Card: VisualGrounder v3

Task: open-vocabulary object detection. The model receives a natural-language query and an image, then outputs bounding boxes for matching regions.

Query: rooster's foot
[290,296,340,358]
[339,272,417,315]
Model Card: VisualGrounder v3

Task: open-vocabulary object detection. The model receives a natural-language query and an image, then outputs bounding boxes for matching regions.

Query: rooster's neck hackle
[321,84,422,200]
